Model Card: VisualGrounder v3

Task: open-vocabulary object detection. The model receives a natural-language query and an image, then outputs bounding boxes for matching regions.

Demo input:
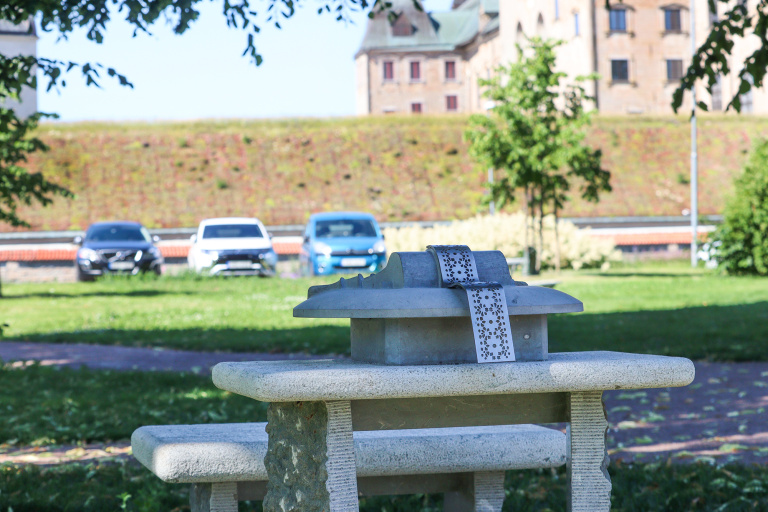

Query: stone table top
[212,351,695,402]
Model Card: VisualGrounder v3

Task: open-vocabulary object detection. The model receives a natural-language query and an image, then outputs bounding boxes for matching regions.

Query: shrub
[711,139,768,275]
[382,213,621,271]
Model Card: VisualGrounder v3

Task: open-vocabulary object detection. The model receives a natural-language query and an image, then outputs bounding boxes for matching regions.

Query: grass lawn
[3,260,767,361]
[1,460,766,511]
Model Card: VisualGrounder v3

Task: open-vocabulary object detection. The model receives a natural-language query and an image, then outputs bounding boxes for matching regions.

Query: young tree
[709,139,768,275]
[464,38,610,273]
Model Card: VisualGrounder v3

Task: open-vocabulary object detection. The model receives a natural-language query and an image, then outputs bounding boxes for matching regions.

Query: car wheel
[76,269,94,282]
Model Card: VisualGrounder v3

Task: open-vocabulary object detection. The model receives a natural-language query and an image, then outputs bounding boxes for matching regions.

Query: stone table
[213,350,695,512]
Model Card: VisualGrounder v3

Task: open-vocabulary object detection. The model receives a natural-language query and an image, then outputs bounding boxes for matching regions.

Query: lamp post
[690,0,699,267]
[484,99,497,216]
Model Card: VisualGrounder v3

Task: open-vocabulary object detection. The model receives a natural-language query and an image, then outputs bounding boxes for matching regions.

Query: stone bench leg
[190,482,238,512]
[444,471,505,512]
[567,391,611,512]
[263,400,359,512]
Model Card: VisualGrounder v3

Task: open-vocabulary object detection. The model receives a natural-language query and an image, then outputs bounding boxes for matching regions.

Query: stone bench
[132,422,566,512]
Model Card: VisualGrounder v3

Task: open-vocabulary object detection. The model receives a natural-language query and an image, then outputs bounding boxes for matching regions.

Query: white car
[188,217,278,276]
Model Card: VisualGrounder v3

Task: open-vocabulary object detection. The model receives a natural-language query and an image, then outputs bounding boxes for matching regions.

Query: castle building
[357,0,768,115]
[0,17,38,118]
[355,0,501,115]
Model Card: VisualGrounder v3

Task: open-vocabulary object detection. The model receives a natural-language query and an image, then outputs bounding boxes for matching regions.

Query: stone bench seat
[132,422,566,512]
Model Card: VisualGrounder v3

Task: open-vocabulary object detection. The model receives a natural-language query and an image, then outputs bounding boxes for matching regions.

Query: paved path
[1,341,767,466]
[0,341,332,373]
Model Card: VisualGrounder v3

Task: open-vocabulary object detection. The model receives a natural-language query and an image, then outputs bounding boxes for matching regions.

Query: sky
[37,0,452,121]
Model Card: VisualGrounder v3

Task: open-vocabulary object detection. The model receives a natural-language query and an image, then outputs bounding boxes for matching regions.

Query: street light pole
[485,100,496,216]
[690,0,699,267]
[488,166,495,215]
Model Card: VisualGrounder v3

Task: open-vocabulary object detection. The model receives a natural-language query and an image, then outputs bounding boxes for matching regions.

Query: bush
[382,213,621,271]
[711,139,768,275]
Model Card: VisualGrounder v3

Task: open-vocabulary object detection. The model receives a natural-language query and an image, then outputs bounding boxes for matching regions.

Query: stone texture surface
[190,482,239,512]
[262,401,330,512]
[131,423,566,483]
[212,351,695,402]
[567,392,611,512]
[324,401,359,512]
[473,472,506,512]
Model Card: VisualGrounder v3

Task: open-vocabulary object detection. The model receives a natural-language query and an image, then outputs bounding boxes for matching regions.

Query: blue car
[300,212,387,276]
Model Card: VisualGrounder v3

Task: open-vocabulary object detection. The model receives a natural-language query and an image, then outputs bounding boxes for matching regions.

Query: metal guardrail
[0,216,722,246]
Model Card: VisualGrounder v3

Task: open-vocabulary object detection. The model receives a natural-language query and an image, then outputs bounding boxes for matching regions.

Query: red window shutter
[445,61,456,80]
[383,61,394,80]
[446,95,458,111]
[410,62,420,80]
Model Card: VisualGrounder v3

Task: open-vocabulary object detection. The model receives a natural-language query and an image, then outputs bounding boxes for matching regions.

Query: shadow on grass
[15,325,352,355]
[549,301,768,362]
[583,272,707,278]
[12,301,768,362]
[7,289,200,299]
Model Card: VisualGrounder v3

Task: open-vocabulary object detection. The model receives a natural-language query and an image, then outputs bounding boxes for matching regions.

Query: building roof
[356,0,496,55]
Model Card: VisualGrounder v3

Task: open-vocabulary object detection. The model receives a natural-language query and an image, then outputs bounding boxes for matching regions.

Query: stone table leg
[567,391,611,512]
[263,400,359,512]
[444,471,506,512]
[190,482,237,512]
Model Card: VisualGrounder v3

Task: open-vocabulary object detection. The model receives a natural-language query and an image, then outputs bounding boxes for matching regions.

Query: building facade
[358,0,768,114]
[355,0,500,115]
[0,18,37,119]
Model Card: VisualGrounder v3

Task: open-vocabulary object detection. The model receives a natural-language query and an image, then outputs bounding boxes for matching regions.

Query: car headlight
[201,249,219,261]
[263,250,278,267]
[373,240,386,254]
[313,242,332,256]
[77,248,100,261]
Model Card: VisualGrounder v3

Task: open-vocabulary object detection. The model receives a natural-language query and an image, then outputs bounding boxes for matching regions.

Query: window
[666,59,683,81]
[711,75,723,111]
[392,15,413,36]
[555,0,560,20]
[411,102,423,113]
[445,61,456,81]
[383,61,394,81]
[574,12,580,36]
[611,59,629,82]
[664,8,681,31]
[410,61,421,81]
[446,95,458,111]
[740,73,754,113]
[609,8,627,32]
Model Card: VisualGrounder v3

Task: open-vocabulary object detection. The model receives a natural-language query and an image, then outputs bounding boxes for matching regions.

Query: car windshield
[202,224,263,239]
[85,225,151,243]
[315,219,377,238]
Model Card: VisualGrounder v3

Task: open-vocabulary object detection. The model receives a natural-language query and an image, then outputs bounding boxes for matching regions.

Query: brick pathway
[1,341,766,466]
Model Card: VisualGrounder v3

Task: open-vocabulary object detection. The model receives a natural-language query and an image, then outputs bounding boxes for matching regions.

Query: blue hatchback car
[300,212,387,276]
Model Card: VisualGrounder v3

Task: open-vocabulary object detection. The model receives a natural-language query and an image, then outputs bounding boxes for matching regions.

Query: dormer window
[392,14,414,36]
